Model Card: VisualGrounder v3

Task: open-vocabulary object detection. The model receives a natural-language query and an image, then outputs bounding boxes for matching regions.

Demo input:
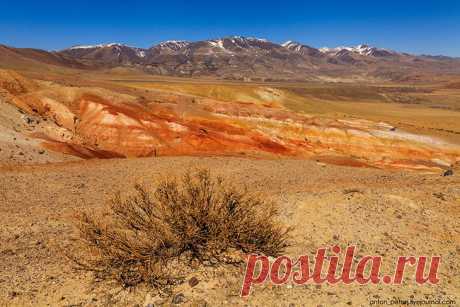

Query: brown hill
[0,45,85,71]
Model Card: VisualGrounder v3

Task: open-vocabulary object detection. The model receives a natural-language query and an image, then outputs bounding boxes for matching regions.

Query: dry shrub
[72,169,290,289]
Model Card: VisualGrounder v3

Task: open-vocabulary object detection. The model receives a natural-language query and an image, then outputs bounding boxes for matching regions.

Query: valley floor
[0,157,459,306]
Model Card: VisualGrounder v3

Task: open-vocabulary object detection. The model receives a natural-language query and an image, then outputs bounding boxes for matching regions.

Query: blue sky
[1,0,459,56]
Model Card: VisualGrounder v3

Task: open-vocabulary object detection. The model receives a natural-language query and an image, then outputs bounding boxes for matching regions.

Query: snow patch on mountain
[68,43,125,50]
[319,44,398,57]
[282,41,304,52]
[244,36,268,42]
[156,40,190,50]
[135,49,146,58]
[281,41,294,47]
[212,36,270,51]
[208,40,225,49]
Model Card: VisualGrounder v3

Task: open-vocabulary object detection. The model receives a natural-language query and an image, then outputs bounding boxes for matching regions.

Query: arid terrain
[1,66,460,171]
[0,41,460,306]
[1,158,459,306]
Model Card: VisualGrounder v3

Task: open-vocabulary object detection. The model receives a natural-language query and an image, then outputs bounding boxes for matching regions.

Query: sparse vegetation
[71,169,291,290]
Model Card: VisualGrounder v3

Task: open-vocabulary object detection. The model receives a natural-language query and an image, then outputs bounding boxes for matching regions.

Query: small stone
[188,277,199,287]
[38,150,45,155]
[433,192,446,201]
[443,169,454,176]
[172,293,186,305]
[8,291,19,299]
[209,257,218,265]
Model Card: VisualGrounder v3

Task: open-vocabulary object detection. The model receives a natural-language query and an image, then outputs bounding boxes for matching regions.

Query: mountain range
[2,36,460,81]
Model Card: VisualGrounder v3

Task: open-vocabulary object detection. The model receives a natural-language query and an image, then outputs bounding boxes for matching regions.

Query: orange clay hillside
[0,69,459,171]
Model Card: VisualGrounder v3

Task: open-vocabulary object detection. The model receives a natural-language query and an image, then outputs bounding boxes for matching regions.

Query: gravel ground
[0,157,459,306]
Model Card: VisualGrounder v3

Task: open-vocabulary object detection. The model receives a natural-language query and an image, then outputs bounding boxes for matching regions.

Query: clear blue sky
[1,0,459,56]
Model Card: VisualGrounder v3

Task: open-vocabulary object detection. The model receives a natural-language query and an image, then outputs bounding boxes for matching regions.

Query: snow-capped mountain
[319,44,398,57]
[282,41,323,57]
[202,36,276,53]
[48,37,460,81]
[148,36,276,58]
[59,43,148,66]
[140,36,303,77]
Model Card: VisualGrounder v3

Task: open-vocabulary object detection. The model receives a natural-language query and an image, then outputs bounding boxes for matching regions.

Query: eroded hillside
[0,69,459,171]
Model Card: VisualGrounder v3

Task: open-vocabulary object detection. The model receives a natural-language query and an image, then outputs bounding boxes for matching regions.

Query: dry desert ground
[0,64,459,306]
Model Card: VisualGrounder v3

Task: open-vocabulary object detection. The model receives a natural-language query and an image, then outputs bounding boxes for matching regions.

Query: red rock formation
[1,69,459,171]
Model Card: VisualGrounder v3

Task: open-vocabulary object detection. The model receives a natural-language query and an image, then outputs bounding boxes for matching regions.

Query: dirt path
[0,157,459,306]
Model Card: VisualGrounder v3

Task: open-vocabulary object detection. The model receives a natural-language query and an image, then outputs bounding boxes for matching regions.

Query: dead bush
[71,169,291,289]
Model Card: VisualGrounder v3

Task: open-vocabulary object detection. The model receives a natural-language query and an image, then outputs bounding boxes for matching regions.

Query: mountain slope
[2,37,460,81]
[0,45,85,71]
[58,43,146,67]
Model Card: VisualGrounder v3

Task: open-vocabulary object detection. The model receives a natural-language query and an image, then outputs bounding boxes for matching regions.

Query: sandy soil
[1,157,459,306]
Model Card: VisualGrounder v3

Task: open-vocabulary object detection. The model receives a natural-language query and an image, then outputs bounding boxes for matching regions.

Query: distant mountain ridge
[55,37,424,59]
[2,36,460,81]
